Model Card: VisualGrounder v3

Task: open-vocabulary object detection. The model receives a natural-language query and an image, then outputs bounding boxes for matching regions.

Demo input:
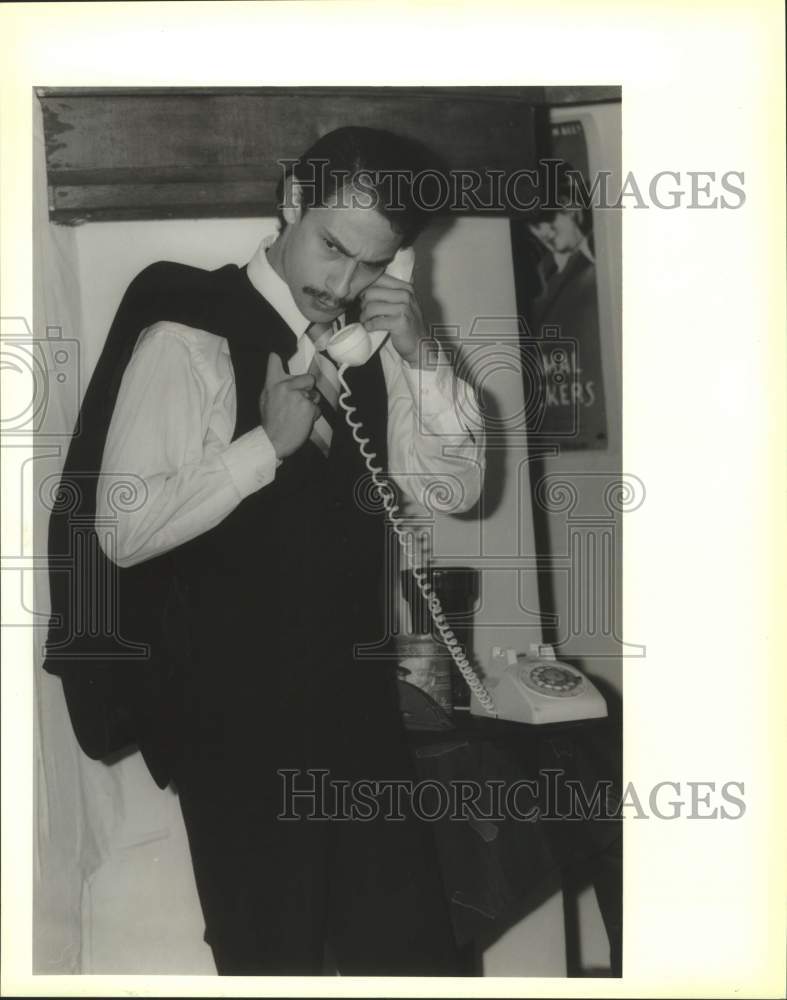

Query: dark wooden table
[406,710,622,976]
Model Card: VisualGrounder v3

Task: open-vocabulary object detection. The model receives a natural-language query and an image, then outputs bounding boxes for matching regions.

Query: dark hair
[528,161,593,235]
[275,126,439,247]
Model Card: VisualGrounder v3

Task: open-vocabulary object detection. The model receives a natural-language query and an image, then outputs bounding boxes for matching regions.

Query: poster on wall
[510,120,608,451]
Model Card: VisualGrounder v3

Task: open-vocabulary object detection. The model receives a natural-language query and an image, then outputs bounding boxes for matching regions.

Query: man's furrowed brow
[323,229,392,269]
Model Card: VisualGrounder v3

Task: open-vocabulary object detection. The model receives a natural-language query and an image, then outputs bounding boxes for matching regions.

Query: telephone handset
[325,247,416,367]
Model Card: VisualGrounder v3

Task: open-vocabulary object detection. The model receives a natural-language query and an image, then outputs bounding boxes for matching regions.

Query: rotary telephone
[326,247,607,726]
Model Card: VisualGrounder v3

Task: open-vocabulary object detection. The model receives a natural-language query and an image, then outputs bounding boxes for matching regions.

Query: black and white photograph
[1,3,784,997]
[30,82,624,979]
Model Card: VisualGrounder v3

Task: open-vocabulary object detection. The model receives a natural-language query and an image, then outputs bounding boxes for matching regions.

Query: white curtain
[33,94,109,974]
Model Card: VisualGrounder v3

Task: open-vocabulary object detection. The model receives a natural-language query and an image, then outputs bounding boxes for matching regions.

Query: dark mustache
[304,287,350,311]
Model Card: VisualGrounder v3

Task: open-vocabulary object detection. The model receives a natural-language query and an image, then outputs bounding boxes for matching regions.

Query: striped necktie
[306,321,342,458]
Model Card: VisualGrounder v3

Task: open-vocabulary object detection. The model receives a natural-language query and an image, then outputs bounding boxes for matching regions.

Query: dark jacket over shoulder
[44,261,390,788]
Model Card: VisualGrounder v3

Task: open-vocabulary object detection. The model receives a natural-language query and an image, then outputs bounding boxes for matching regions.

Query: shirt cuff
[220,426,279,498]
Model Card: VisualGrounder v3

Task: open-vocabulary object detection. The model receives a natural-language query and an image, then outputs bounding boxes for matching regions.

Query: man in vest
[46,126,485,975]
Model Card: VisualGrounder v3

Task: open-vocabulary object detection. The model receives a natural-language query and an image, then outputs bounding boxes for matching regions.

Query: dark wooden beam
[542,86,621,105]
[38,88,551,224]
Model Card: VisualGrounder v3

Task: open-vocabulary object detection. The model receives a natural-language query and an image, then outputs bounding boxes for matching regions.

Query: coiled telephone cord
[337,366,498,717]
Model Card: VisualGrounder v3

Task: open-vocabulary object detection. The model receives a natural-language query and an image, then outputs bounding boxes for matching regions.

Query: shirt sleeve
[379,338,485,514]
[97,321,278,568]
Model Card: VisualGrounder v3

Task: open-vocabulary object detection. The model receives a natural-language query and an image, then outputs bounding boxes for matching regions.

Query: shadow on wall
[417,216,512,523]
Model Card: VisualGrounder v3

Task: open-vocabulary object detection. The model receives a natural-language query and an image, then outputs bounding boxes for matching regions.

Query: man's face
[279,185,404,324]
[529,209,584,256]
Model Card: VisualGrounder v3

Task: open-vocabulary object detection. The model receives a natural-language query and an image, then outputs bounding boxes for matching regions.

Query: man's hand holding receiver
[359,271,437,370]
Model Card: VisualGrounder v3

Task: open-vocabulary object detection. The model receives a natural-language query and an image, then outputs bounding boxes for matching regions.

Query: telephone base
[470,645,607,725]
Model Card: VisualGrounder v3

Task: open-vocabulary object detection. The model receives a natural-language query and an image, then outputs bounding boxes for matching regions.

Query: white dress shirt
[98,236,485,567]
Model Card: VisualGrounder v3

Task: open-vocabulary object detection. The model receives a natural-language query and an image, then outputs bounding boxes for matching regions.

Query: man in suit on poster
[44,125,485,975]
[528,197,599,351]
[524,172,607,444]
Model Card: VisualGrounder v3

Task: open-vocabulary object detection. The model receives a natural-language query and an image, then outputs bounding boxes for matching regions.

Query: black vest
[44,261,391,787]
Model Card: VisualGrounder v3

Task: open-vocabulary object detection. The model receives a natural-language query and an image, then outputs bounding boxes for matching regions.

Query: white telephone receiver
[325,246,415,367]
